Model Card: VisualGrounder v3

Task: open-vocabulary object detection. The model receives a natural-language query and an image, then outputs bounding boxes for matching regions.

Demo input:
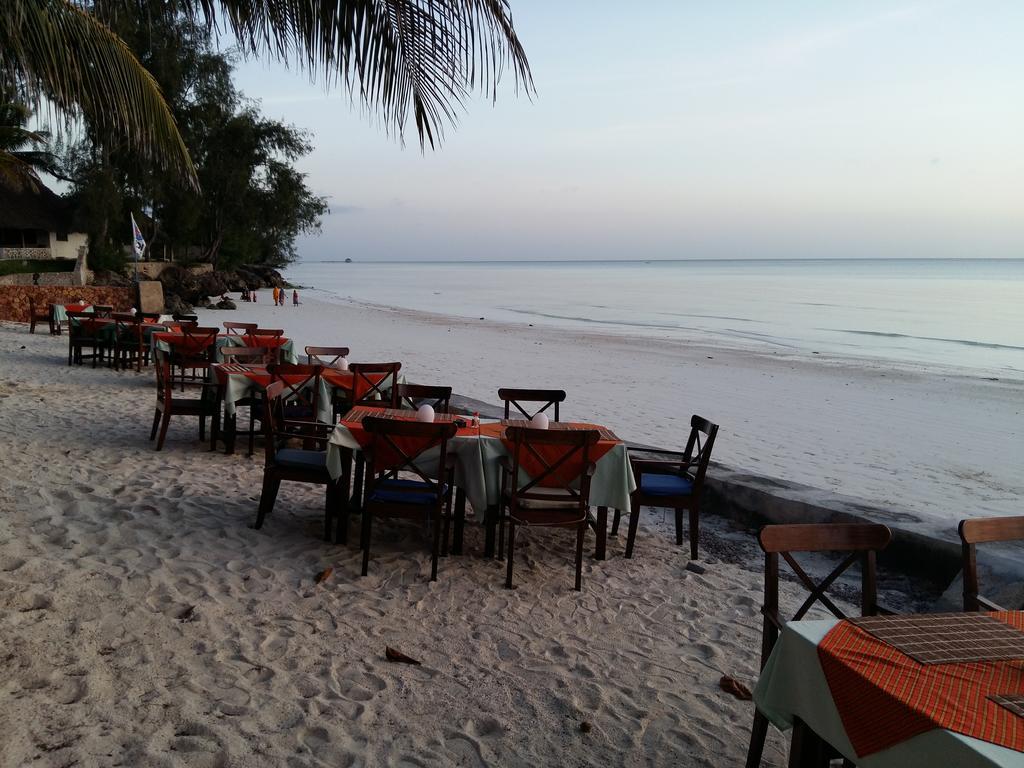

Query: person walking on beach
[292,289,299,306]
[272,286,280,305]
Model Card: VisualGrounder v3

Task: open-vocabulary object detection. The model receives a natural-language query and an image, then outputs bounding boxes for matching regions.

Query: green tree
[2,0,532,186]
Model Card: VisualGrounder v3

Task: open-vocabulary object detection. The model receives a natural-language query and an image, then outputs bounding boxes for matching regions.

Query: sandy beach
[0,319,927,768]
[0,292,1009,766]
[203,292,1022,539]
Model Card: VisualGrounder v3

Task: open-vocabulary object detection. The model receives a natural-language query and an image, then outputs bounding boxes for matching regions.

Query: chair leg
[675,508,684,546]
[199,415,206,441]
[688,506,699,560]
[254,475,281,529]
[611,509,621,536]
[625,495,641,559]
[248,404,256,457]
[430,508,441,581]
[504,519,516,589]
[155,411,172,451]
[324,484,335,542]
[497,505,506,561]
[574,523,585,591]
[352,454,365,511]
[746,709,770,768]
[336,452,352,545]
[360,507,373,577]
[150,408,161,440]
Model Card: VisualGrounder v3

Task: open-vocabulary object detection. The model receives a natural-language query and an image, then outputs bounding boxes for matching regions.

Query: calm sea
[284,259,1024,375]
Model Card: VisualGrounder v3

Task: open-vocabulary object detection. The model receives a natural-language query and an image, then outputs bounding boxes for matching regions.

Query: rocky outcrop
[156,264,288,311]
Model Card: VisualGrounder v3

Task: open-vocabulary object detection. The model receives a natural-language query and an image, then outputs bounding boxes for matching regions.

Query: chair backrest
[139,311,161,322]
[267,363,322,416]
[350,362,402,407]
[220,345,267,364]
[498,388,566,421]
[173,313,198,322]
[757,523,892,668]
[397,383,452,413]
[305,345,350,367]
[173,326,219,368]
[959,516,1024,612]
[504,426,599,508]
[92,304,114,318]
[362,417,457,498]
[28,297,47,317]
[681,414,719,489]
[223,321,258,336]
[67,310,101,336]
[113,313,141,341]
[247,328,284,339]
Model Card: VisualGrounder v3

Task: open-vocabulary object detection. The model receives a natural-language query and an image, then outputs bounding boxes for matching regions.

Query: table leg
[593,506,608,560]
[224,413,238,455]
[452,488,467,556]
[210,385,224,451]
[788,717,832,768]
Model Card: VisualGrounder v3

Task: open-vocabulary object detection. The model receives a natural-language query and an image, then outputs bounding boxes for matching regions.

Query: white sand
[201,293,1023,538]
[0,320,911,767]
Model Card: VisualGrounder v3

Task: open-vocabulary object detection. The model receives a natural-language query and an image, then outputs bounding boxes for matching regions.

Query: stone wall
[0,247,51,260]
[0,286,134,323]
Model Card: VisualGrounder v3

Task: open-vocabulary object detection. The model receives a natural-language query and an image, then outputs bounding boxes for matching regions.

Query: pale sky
[231,0,1024,262]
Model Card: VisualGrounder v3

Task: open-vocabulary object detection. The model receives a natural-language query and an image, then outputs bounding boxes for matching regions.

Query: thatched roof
[0,179,80,231]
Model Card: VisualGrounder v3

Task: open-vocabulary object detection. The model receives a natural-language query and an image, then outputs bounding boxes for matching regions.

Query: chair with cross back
[499,426,600,591]
[358,416,458,581]
[745,523,892,768]
[959,516,1024,612]
[397,383,452,414]
[497,388,566,422]
[618,415,719,560]
[346,362,402,509]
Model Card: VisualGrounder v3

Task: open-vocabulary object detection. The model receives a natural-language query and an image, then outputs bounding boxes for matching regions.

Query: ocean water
[284,259,1024,375]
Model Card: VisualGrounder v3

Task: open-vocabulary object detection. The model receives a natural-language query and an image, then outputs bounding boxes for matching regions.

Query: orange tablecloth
[818,611,1024,757]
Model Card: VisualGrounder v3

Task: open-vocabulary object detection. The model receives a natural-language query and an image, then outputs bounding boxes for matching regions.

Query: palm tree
[0,95,60,188]
[0,0,532,187]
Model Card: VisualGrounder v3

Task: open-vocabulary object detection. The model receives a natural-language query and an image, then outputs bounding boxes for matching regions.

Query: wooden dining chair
[111,312,146,372]
[500,426,600,591]
[305,345,350,368]
[255,381,342,542]
[497,388,566,421]
[223,321,258,336]
[359,417,458,581]
[959,516,1024,612]
[745,523,893,768]
[150,351,219,451]
[346,362,403,508]
[247,328,284,339]
[616,414,719,560]
[397,383,453,413]
[173,325,219,385]
[28,297,56,335]
[92,305,114,318]
[220,346,270,456]
[66,311,110,367]
[267,363,323,425]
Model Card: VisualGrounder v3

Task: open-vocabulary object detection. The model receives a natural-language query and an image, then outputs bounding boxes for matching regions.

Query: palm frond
[185,0,533,148]
[1,0,197,186]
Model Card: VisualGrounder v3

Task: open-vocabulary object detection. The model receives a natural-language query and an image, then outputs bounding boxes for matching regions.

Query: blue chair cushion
[368,478,446,506]
[275,448,327,470]
[641,473,693,497]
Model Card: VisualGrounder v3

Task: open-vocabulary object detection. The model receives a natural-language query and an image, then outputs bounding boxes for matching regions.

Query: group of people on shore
[239,286,299,306]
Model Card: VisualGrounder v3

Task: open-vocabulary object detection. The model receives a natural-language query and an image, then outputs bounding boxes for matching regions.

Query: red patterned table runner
[818,611,1024,756]
[341,407,467,471]
[500,421,620,487]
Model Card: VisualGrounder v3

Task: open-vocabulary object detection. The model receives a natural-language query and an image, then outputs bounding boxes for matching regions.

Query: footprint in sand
[297,726,356,766]
[0,556,26,572]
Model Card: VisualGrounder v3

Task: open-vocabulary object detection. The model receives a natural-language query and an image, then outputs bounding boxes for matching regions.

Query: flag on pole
[131,213,146,261]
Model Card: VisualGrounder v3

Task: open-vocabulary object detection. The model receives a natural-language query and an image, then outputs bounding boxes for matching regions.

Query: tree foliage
[59,8,327,270]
